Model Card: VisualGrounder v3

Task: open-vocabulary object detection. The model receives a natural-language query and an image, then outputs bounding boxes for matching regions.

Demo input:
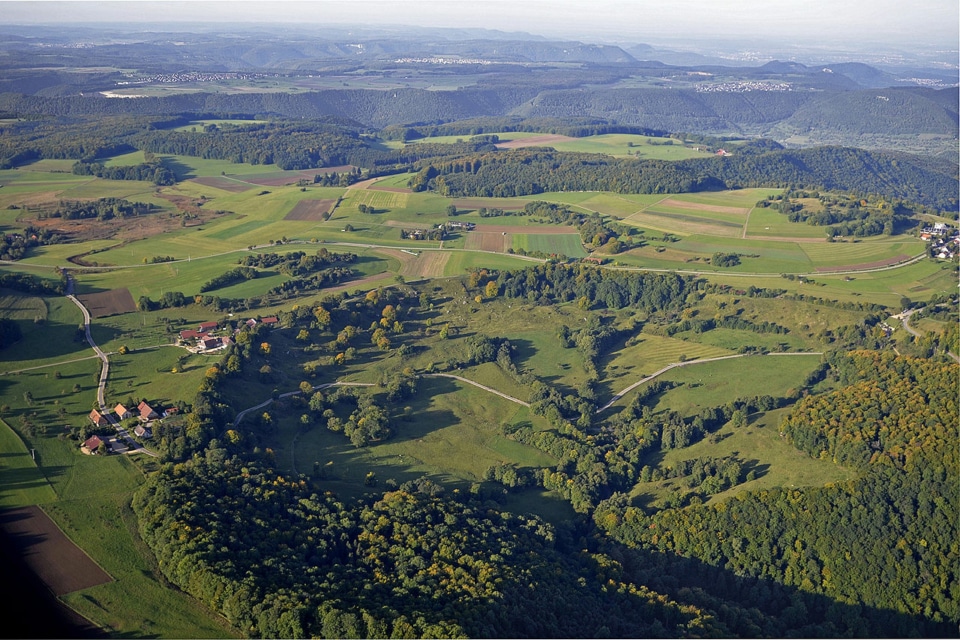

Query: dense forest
[593,351,959,636]
[412,146,958,210]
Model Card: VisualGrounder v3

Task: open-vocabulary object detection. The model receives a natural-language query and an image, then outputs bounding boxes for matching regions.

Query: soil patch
[0,506,113,596]
[496,134,577,149]
[76,288,136,317]
[284,199,337,221]
[466,232,511,252]
[815,254,910,273]
[190,176,250,193]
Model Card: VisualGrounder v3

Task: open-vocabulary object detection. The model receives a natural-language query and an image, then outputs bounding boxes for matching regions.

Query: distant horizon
[3,1,958,52]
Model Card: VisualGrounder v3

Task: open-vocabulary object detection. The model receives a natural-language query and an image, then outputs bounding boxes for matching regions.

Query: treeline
[198,267,258,293]
[380,116,669,141]
[72,160,176,185]
[47,198,158,221]
[0,271,65,295]
[593,351,959,634]
[412,146,958,210]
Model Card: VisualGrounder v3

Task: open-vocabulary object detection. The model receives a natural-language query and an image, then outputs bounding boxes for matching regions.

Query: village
[80,315,280,455]
[919,222,960,260]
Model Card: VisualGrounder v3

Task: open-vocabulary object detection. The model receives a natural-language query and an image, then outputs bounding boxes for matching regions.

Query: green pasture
[639,354,822,416]
[442,251,542,276]
[368,173,415,189]
[49,494,238,638]
[0,418,58,508]
[544,134,709,160]
[597,334,733,403]
[745,206,827,238]
[0,295,90,372]
[103,347,222,408]
[272,377,556,493]
[630,407,856,508]
[513,233,587,258]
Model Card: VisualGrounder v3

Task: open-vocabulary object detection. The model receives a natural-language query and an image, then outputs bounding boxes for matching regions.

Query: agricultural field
[1,132,956,637]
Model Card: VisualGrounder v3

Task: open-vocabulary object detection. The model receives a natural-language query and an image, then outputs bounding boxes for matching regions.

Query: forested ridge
[594,351,959,636]
[413,146,959,209]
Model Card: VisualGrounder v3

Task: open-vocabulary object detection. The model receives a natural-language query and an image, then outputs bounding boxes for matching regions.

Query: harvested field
[658,198,749,215]
[189,176,250,192]
[815,254,911,273]
[474,224,578,235]
[496,134,577,149]
[466,232,511,253]
[76,288,136,317]
[376,248,450,277]
[0,506,113,596]
[284,199,336,221]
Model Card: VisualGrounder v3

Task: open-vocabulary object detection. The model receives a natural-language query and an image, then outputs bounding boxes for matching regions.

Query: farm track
[596,352,824,413]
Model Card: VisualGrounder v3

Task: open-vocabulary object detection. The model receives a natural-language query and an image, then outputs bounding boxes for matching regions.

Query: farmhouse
[137,401,158,421]
[198,321,219,332]
[201,336,223,350]
[134,424,152,439]
[261,316,279,327]
[82,434,104,454]
[163,407,179,418]
[245,318,258,328]
[114,403,132,420]
[89,409,109,427]
[179,329,209,341]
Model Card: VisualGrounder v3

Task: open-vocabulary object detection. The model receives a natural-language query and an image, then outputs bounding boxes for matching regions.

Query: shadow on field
[162,156,196,181]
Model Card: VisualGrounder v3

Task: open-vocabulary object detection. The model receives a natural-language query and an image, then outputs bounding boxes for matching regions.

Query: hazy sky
[3,1,958,49]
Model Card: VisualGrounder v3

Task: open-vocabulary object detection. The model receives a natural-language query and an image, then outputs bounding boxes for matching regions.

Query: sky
[3,0,958,50]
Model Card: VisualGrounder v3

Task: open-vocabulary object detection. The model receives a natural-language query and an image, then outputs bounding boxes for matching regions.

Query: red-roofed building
[114,403,132,420]
[83,434,104,453]
[163,407,179,418]
[137,401,158,421]
[261,316,279,326]
[179,329,209,341]
[89,409,109,427]
[198,321,219,332]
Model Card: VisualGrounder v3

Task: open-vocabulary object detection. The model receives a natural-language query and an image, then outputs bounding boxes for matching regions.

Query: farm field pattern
[0,124,956,639]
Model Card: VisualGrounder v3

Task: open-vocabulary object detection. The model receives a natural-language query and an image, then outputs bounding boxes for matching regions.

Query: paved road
[65,276,156,457]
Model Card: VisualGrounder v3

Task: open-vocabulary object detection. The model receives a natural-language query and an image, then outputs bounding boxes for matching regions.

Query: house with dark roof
[134,424,152,439]
[201,336,222,350]
[89,409,109,427]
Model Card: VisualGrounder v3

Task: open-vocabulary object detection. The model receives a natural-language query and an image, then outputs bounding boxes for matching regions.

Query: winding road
[64,276,156,457]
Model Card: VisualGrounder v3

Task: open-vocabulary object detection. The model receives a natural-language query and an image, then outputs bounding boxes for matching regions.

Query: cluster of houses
[178,316,278,352]
[84,400,178,454]
[919,222,959,261]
